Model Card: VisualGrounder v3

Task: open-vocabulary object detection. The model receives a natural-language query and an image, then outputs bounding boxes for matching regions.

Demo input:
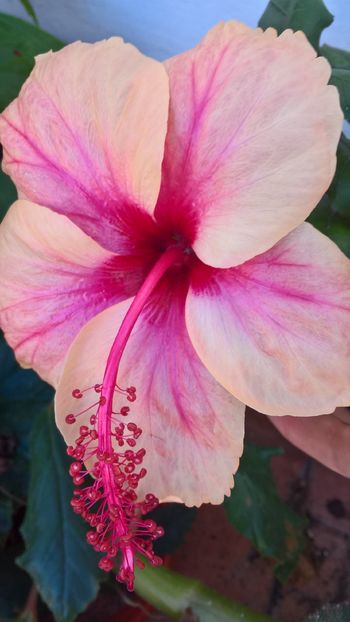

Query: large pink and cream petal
[55,278,245,506]
[0,38,169,254]
[271,409,350,478]
[156,21,342,268]
[0,200,150,386]
[186,223,350,416]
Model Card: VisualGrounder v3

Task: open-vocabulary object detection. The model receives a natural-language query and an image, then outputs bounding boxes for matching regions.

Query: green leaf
[309,135,350,257]
[0,13,63,219]
[0,334,53,500]
[18,405,101,622]
[258,0,333,50]
[225,443,306,581]
[330,135,350,219]
[320,44,350,121]
[135,563,276,622]
[257,0,350,260]
[149,503,197,556]
[0,496,12,546]
[0,543,32,618]
[0,170,16,223]
[0,334,52,405]
[0,402,39,501]
[304,603,350,621]
[0,13,63,113]
[19,0,39,26]
[309,196,350,258]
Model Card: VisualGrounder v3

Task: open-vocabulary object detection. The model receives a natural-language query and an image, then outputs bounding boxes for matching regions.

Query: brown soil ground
[171,410,350,621]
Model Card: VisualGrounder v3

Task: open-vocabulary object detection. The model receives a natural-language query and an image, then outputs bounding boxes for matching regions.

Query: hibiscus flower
[0,21,349,588]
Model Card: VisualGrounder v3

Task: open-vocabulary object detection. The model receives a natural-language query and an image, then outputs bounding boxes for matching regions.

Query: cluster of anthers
[65,382,163,591]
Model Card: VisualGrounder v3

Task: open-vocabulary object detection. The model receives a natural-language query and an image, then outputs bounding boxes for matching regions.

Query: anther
[69,462,81,476]
[99,557,114,572]
[72,388,83,399]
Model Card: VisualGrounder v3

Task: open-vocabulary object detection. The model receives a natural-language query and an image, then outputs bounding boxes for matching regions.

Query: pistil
[65,246,183,590]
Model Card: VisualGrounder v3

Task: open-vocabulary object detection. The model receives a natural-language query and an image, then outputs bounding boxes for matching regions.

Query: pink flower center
[65,246,184,590]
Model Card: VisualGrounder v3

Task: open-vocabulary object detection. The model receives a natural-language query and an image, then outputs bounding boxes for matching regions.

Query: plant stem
[134,563,276,622]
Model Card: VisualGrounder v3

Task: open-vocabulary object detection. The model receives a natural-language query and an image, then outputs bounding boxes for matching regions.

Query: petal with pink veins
[186,223,350,416]
[55,277,245,507]
[0,38,169,254]
[271,408,350,478]
[0,201,150,386]
[156,21,342,268]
